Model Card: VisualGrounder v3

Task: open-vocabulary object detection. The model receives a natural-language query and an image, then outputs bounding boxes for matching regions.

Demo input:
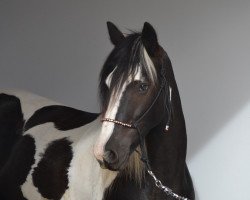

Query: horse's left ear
[141,22,159,57]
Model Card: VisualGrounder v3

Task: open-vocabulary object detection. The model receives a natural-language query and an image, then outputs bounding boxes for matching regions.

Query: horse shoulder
[0,89,107,200]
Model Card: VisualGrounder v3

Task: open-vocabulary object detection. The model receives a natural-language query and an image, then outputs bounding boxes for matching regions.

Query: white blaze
[94,84,126,161]
[94,67,143,161]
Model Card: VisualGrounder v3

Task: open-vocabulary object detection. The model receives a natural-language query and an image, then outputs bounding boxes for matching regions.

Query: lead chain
[147,170,190,200]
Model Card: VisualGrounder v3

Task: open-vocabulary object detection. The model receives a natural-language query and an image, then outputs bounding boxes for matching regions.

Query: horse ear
[141,22,159,56]
[107,22,125,46]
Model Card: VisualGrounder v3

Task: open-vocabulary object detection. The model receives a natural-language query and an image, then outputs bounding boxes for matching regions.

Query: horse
[0,22,195,200]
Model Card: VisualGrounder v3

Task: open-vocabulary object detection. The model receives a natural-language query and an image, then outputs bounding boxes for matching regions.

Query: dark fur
[0,135,35,200]
[0,94,32,200]
[0,94,25,171]
[107,21,125,46]
[32,138,73,200]
[25,105,98,131]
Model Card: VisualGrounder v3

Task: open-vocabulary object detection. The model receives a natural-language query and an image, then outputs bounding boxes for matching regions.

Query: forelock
[99,33,159,111]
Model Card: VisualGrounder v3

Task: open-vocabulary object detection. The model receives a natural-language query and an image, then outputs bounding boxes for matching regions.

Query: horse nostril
[103,150,118,165]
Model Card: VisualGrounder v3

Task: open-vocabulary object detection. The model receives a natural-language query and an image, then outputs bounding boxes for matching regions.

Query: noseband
[101,67,189,200]
[101,118,133,128]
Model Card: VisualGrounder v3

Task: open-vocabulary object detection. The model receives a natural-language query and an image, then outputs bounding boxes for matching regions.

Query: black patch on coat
[25,105,99,131]
[0,93,25,171]
[32,138,73,200]
[0,135,35,200]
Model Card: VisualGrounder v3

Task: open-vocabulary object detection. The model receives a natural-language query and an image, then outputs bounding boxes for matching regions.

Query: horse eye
[139,83,149,92]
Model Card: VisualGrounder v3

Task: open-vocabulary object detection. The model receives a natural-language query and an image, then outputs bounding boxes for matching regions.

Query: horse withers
[0,22,195,200]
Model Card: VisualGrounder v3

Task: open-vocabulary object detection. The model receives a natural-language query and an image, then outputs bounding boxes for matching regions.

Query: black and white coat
[0,89,117,200]
[0,22,195,200]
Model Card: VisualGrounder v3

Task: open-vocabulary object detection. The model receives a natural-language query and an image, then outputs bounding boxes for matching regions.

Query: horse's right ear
[107,22,125,46]
[141,22,159,57]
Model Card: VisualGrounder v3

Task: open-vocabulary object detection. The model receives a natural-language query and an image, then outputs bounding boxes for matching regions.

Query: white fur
[105,67,117,88]
[67,120,117,200]
[1,89,117,200]
[21,123,72,199]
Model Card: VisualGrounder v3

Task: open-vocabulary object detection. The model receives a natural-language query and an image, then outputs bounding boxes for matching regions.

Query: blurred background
[0,0,249,199]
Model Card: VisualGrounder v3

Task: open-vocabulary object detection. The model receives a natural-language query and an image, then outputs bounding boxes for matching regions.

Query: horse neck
[145,74,187,188]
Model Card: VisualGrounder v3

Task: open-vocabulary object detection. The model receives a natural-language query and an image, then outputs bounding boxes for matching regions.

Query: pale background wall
[0,1,249,199]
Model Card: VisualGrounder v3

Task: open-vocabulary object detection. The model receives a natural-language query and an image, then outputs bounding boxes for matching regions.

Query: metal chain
[147,169,190,200]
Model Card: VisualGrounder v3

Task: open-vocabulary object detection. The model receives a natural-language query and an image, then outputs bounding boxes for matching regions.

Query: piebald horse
[0,22,195,200]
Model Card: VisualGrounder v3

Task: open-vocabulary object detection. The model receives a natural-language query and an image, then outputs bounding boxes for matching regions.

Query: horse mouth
[99,154,129,171]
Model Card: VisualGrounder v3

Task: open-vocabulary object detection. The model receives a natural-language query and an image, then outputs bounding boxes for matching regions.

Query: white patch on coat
[20,118,116,200]
[21,123,69,199]
[94,67,143,161]
[0,89,117,200]
[66,119,117,200]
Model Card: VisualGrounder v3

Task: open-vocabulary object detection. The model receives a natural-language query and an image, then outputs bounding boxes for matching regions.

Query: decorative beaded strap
[101,118,134,128]
[102,117,170,132]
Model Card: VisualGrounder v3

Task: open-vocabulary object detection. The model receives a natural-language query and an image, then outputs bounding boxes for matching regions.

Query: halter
[101,66,189,200]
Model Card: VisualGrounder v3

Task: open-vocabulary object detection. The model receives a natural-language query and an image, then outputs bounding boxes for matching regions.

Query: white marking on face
[94,84,126,161]
[94,67,143,161]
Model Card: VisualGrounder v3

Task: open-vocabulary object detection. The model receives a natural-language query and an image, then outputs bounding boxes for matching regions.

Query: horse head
[94,22,172,172]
